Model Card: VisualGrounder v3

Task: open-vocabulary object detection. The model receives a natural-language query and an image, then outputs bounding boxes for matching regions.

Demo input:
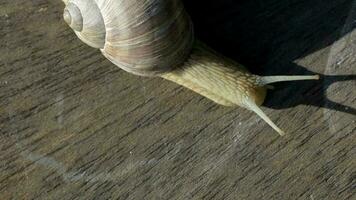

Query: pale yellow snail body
[62,0,319,136]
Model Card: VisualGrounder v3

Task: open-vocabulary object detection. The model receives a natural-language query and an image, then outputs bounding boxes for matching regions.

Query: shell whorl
[63,0,106,49]
[63,3,83,31]
[63,0,194,76]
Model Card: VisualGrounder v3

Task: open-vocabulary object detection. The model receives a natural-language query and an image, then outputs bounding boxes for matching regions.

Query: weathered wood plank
[1,0,355,199]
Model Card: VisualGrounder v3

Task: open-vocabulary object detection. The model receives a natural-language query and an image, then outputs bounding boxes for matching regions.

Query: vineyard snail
[62,0,319,136]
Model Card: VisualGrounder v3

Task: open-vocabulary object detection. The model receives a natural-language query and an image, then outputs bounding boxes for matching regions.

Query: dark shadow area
[264,74,356,115]
[183,0,356,115]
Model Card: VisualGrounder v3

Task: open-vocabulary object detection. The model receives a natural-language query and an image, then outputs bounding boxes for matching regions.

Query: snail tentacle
[257,75,320,86]
[244,99,286,136]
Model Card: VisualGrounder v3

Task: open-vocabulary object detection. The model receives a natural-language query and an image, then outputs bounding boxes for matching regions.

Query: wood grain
[1,0,355,199]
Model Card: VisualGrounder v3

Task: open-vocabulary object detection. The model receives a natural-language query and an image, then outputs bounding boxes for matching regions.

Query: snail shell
[63,0,194,76]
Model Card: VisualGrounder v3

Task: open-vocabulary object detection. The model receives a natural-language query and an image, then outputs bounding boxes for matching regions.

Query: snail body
[62,0,319,136]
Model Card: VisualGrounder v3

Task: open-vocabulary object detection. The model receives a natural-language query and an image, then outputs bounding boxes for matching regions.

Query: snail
[62,0,319,136]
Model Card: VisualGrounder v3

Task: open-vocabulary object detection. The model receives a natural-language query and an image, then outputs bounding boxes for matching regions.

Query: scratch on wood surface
[17,142,158,183]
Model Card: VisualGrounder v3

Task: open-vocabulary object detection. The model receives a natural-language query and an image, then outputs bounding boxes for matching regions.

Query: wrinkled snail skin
[62,0,320,136]
[160,42,267,108]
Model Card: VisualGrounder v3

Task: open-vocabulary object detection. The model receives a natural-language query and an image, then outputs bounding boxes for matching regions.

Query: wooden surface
[1,0,355,199]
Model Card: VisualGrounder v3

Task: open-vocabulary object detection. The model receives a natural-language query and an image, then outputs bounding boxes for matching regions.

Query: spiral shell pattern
[63,0,194,76]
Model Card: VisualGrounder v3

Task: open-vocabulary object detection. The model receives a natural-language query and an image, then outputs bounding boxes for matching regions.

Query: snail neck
[160,42,286,136]
[160,41,267,107]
